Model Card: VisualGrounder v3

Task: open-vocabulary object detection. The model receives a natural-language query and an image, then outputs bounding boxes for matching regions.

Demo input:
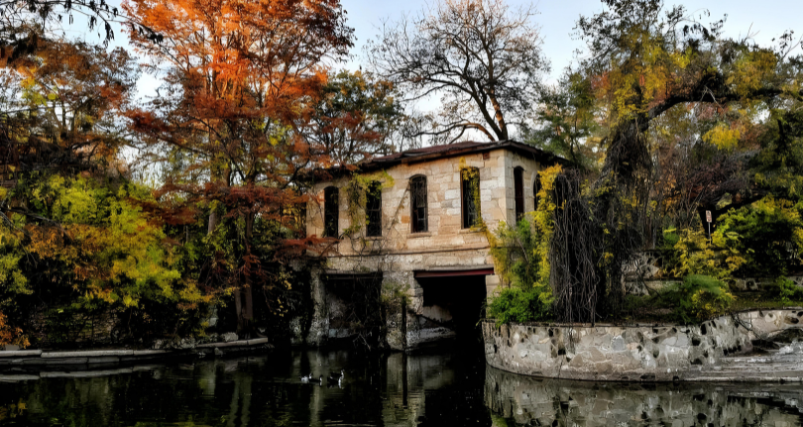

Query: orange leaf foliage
[0,312,28,349]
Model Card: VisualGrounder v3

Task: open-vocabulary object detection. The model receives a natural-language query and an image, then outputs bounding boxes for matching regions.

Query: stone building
[303,141,563,350]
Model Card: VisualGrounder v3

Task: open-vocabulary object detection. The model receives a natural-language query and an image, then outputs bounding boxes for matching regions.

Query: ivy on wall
[487,165,563,324]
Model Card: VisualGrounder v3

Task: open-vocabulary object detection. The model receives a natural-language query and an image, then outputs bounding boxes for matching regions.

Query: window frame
[410,175,428,233]
[514,166,525,220]
[461,167,481,229]
[323,186,339,238]
[365,181,382,237]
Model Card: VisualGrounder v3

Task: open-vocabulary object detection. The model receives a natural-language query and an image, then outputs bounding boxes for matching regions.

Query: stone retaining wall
[483,309,803,382]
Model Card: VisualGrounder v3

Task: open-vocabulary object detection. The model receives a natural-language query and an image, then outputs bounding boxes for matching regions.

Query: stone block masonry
[483,309,803,382]
[304,143,556,350]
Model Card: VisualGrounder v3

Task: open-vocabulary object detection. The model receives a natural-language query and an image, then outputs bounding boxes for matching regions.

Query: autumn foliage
[0,0,363,344]
[4,0,803,341]
[0,311,28,348]
[121,0,355,334]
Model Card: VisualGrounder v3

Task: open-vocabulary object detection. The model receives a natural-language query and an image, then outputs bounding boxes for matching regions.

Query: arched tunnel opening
[416,273,489,349]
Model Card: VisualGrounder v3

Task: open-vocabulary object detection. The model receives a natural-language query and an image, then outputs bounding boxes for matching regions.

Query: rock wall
[483,309,803,382]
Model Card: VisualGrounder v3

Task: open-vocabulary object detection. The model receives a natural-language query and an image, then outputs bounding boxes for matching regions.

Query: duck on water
[300,370,344,387]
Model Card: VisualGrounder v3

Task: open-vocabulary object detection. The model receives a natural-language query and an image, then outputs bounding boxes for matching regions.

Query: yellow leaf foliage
[703,123,741,151]
[19,176,206,309]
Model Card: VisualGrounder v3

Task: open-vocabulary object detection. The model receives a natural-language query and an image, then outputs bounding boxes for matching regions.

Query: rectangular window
[411,176,428,232]
[324,186,339,238]
[514,167,524,220]
[366,181,382,237]
[461,168,481,228]
[533,174,541,210]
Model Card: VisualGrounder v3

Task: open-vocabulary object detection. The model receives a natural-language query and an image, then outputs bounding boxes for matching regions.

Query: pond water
[0,346,802,426]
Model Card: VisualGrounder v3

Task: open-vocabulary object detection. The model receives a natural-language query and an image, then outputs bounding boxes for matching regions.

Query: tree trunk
[239,199,256,337]
[598,116,651,185]
[234,288,243,333]
[208,211,217,235]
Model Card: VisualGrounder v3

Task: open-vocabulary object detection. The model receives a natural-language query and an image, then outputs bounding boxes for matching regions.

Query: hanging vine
[550,170,604,324]
[341,171,394,239]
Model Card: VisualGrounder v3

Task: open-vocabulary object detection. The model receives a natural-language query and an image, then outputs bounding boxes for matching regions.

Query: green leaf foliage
[662,275,734,323]
[487,287,551,326]
[776,277,803,306]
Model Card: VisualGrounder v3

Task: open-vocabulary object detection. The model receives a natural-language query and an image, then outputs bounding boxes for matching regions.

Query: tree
[577,0,801,186]
[0,0,160,60]
[123,0,353,335]
[0,35,204,344]
[0,31,138,182]
[543,0,803,322]
[366,0,548,143]
[308,70,404,167]
[526,70,602,170]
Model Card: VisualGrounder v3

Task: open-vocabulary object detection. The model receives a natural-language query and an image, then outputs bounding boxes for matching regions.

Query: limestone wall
[303,149,546,350]
[483,309,803,382]
[307,150,543,250]
[308,149,543,306]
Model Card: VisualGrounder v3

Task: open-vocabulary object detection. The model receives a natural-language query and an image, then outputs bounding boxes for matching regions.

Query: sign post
[705,210,712,241]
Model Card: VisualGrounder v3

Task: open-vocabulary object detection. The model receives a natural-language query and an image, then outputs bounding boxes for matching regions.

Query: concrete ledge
[42,350,134,358]
[0,350,42,358]
[40,368,136,378]
[0,374,40,382]
[0,338,270,369]
[31,357,90,365]
[132,350,170,356]
[197,340,243,348]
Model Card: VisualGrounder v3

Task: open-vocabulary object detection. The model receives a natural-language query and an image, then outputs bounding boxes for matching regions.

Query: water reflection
[0,349,801,426]
[486,367,803,426]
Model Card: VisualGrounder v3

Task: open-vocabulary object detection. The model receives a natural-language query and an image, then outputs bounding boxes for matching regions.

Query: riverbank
[483,309,803,382]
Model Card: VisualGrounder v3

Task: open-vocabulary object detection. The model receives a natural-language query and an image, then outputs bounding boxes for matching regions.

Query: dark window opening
[410,175,428,233]
[366,181,382,237]
[514,167,524,220]
[324,186,339,238]
[461,167,481,228]
[533,174,542,211]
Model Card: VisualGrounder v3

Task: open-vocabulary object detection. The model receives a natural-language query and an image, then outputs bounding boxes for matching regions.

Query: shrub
[715,197,803,278]
[487,287,552,325]
[663,225,744,282]
[777,277,803,305]
[664,275,734,323]
[0,312,28,349]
